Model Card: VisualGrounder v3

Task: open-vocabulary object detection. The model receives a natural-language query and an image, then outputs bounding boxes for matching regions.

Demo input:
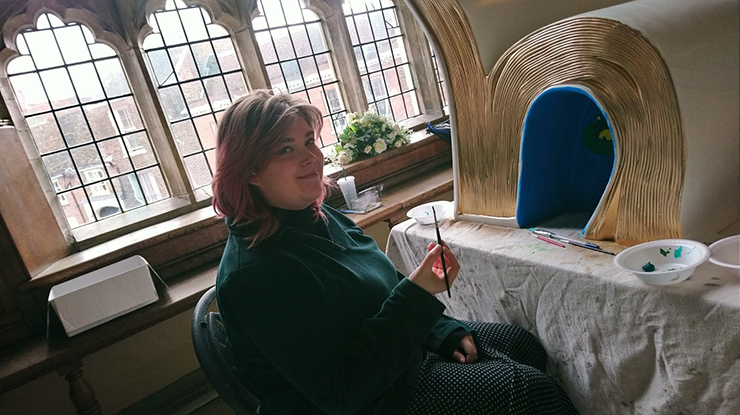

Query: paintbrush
[431,206,451,298]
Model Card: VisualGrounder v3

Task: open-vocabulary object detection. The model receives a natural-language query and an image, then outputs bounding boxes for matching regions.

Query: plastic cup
[337,176,358,209]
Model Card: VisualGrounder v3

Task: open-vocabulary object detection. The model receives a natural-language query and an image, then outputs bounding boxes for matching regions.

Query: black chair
[192,286,261,414]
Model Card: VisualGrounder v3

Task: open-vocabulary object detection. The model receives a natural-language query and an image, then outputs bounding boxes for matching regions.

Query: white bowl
[708,235,740,278]
[613,239,710,285]
[406,201,452,225]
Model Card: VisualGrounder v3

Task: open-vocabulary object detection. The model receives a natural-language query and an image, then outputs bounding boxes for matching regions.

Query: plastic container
[613,239,710,285]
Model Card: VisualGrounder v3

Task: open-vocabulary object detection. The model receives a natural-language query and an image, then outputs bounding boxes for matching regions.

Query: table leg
[58,361,101,415]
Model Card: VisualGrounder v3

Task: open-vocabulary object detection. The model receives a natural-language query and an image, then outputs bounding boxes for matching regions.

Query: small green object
[674,246,683,258]
[642,262,656,272]
[659,248,670,257]
[343,168,347,179]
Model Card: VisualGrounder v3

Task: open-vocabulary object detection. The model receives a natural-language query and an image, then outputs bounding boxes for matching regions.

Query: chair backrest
[192,286,261,414]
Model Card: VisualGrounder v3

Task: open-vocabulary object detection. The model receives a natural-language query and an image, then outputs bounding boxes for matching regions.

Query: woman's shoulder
[321,204,361,230]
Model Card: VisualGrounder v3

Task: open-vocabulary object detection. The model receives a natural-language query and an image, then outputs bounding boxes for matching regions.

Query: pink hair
[211,90,331,246]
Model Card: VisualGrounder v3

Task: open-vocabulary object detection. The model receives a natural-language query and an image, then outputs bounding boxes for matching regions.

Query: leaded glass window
[143,0,248,189]
[343,0,420,121]
[253,0,348,148]
[7,13,168,229]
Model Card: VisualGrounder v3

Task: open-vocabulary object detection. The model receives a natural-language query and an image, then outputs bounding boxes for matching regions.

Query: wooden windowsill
[344,165,453,228]
[0,164,453,392]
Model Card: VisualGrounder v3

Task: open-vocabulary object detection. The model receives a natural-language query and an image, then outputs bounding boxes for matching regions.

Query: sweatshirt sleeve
[218,262,445,415]
[423,314,475,355]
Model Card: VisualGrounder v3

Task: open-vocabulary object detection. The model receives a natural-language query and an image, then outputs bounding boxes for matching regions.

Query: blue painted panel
[517,86,615,229]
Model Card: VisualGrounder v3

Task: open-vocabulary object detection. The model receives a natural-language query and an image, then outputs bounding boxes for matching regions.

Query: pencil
[431,206,451,298]
[529,232,566,248]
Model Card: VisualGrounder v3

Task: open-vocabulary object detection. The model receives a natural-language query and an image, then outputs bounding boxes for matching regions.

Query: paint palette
[613,239,710,285]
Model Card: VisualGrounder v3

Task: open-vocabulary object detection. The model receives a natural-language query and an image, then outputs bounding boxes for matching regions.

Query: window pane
[377,39,394,69]
[353,13,374,43]
[223,73,248,99]
[23,31,63,69]
[299,57,320,88]
[55,25,91,64]
[10,73,51,114]
[89,43,117,59]
[180,7,208,42]
[183,153,212,188]
[146,49,176,86]
[255,32,278,64]
[193,114,217,150]
[8,13,167,229]
[383,67,400,95]
[181,80,209,115]
[362,44,381,73]
[126,132,158,169]
[95,58,130,98]
[64,187,96,227]
[114,173,146,211]
[43,152,80,188]
[7,55,35,73]
[368,10,387,39]
[27,113,64,154]
[137,167,169,203]
[397,63,414,91]
[110,96,144,133]
[204,77,230,111]
[272,28,295,61]
[169,45,199,82]
[171,120,201,155]
[281,60,304,92]
[69,63,105,103]
[83,102,118,140]
[306,23,327,54]
[266,64,286,91]
[57,107,93,146]
[39,68,78,109]
[192,42,218,77]
[156,11,187,45]
[158,85,188,121]
[98,137,133,175]
[290,26,312,57]
[281,0,304,25]
[205,149,217,175]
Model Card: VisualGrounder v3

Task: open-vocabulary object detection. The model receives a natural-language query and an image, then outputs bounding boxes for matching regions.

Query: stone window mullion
[317,0,367,114]
[394,0,443,117]
[121,46,193,199]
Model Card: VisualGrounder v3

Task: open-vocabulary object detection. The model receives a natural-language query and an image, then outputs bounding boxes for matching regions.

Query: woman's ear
[248,172,261,187]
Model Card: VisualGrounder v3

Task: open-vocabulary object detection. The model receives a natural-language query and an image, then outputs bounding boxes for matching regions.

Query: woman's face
[249,116,325,210]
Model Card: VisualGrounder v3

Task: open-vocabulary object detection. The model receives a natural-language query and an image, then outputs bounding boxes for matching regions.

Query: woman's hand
[452,335,478,364]
[408,241,460,295]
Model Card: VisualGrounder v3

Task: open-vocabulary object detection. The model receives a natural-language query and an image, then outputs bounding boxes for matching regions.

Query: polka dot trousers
[406,322,579,415]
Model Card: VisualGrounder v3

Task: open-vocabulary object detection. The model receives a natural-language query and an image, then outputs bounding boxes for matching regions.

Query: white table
[386,218,740,415]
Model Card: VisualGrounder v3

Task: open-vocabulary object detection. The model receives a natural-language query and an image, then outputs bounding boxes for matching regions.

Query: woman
[212,90,578,415]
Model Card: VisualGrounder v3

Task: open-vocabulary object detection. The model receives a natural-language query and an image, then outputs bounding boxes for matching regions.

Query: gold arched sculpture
[406,0,685,245]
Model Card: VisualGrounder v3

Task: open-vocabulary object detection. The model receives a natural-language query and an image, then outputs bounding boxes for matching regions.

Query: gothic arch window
[6,12,168,229]
[343,0,420,121]
[142,0,248,189]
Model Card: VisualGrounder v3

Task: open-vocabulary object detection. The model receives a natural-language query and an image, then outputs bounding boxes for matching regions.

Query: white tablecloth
[386,218,740,415]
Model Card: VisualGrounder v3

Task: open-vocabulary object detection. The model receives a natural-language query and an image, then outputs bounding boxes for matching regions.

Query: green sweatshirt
[216,204,470,415]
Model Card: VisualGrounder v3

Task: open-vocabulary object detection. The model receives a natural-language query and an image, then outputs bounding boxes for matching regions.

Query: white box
[48,255,159,337]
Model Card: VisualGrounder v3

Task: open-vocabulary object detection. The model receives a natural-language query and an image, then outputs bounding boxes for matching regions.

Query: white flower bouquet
[333,110,411,165]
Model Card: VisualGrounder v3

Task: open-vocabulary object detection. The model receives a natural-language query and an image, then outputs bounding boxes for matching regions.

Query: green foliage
[332,110,411,165]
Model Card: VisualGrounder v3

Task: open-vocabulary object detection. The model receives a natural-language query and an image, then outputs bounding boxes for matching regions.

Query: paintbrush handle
[432,207,451,298]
